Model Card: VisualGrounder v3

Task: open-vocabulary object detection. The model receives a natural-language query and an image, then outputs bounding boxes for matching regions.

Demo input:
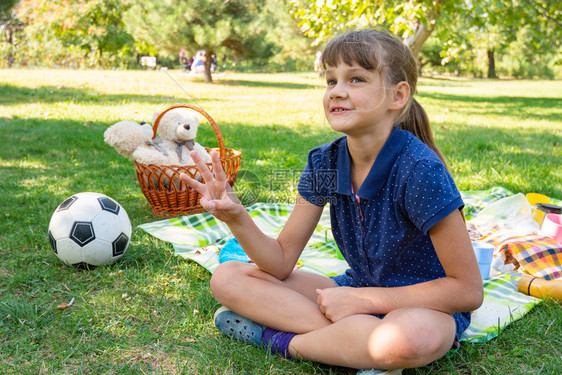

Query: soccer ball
[48,192,132,267]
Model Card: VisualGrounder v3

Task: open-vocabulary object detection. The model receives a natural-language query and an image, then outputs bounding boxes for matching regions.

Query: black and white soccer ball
[48,192,132,267]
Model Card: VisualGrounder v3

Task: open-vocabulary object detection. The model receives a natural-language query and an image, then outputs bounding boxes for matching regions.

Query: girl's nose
[329,82,346,99]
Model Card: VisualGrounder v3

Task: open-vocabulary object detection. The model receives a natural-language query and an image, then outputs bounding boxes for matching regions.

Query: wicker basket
[134,104,241,217]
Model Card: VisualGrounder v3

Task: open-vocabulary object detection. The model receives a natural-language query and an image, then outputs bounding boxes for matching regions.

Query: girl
[180,29,483,373]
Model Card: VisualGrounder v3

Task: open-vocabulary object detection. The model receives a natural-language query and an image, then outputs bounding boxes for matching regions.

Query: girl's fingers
[189,150,227,186]
[179,173,205,194]
[210,150,227,184]
[199,196,211,211]
[190,150,215,183]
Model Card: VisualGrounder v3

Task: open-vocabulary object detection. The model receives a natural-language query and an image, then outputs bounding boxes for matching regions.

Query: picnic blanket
[492,235,562,280]
[139,187,544,343]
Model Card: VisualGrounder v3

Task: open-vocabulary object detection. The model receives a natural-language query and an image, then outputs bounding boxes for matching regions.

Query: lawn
[0,69,561,374]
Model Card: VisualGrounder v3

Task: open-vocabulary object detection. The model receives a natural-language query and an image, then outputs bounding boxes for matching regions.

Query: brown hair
[321,29,446,164]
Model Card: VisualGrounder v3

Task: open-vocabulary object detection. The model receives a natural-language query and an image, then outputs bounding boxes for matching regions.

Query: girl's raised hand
[179,150,243,222]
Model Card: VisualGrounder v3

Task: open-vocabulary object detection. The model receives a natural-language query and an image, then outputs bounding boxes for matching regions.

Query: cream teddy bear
[103,120,154,161]
[104,108,212,166]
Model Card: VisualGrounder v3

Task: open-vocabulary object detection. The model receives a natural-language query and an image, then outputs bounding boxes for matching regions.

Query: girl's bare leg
[210,261,336,333]
[288,308,456,370]
[211,261,456,370]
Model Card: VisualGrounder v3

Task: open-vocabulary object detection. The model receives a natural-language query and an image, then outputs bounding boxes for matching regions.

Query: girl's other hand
[179,150,243,222]
[316,287,370,322]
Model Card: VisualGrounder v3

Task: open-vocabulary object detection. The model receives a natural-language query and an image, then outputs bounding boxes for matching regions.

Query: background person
[191,50,206,74]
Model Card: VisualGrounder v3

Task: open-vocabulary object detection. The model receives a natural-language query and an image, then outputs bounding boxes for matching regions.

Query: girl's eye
[326,79,336,86]
[351,77,365,83]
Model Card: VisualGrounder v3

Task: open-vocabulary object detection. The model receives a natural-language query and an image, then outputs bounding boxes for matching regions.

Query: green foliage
[290,0,463,56]
[5,0,136,68]
[1,0,314,72]
[0,0,18,16]
[261,0,316,69]
[430,0,562,79]
[51,0,133,55]
[124,0,273,79]
[1,0,559,77]
[497,27,561,79]
[420,38,448,69]
[291,0,562,79]
[120,0,315,79]
[420,2,562,79]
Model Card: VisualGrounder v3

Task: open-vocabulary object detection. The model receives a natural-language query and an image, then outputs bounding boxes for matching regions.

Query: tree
[125,0,276,82]
[15,0,134,67]
[0,0,18,19]
[1,0,22,67]
[255,0,316,71]
[289,0,470,58]
[290,0,561,77]
[438,0,561,78]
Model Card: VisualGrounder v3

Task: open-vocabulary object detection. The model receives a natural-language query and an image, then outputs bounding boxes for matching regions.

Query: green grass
[0,69,561,374]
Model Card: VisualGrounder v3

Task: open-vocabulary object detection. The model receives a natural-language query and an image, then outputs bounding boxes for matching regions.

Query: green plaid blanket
[139,187,542,342]
[461,274,538,342]
[460,186,514,220]
[140,202,347,276]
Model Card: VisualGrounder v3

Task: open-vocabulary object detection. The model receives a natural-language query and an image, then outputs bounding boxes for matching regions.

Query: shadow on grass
[0,116,335,213]
[0,84,212,106]
[218,79,320,90]
[420,91,562,121]
[2,113,559,198]
[418,77,474,87]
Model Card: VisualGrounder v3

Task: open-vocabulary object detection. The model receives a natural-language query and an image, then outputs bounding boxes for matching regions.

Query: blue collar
[335,127,408,199]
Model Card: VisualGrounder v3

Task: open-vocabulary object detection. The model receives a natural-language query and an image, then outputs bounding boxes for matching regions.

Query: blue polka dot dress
[298,127,470,341]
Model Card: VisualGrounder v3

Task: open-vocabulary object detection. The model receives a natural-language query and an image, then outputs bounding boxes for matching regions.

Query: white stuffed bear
[104,108,212,166]
[134,108,211,165]
[103,120,154,161]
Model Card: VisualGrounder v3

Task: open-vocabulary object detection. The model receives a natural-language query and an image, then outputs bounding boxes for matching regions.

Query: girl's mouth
[331,107,350,112]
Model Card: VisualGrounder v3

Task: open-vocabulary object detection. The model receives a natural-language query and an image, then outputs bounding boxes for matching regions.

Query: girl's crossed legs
[210,261,456,370]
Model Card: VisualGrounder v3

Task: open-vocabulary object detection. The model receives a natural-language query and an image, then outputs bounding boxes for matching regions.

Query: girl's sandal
[213,306,265,346]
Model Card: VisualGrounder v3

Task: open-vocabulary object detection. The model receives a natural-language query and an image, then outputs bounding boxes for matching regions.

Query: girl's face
[323,62,396,135]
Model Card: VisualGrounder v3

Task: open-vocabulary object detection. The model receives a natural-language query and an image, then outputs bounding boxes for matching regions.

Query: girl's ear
[389,81,410,111]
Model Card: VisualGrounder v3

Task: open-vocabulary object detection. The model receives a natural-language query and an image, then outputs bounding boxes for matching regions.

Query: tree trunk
[406,22,433,58]
[405,1,444,59]
[7,26,13,68]
[204,49,213,83]
[487,49,496,79]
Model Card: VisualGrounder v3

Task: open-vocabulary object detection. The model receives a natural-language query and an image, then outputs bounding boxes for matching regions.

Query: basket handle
[151,104,226,159]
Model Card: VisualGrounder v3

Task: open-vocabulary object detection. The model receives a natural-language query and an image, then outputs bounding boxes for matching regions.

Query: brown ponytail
[399,98,447,165]
[401,96,463,219]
